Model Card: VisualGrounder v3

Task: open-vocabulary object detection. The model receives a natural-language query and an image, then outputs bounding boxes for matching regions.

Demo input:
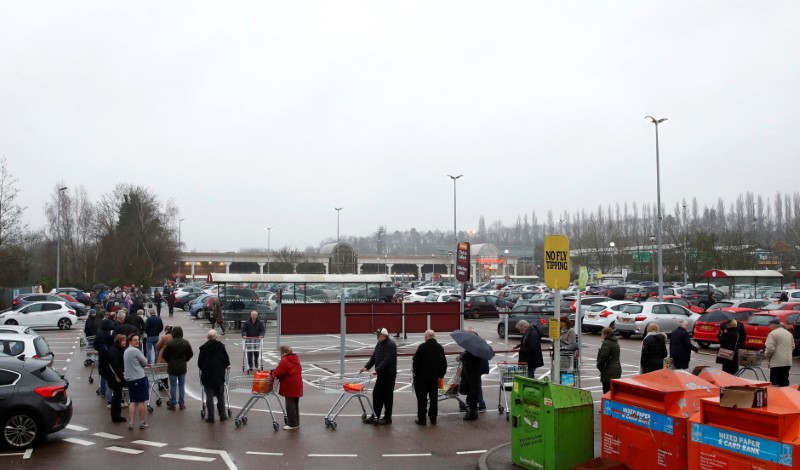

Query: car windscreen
[702,311,735,322]
[31,364,63,383]
[621,305,643,314]
[761,303,794,311]
[34,337,52,357]
[586,304,606,313]
[748,315,776,326]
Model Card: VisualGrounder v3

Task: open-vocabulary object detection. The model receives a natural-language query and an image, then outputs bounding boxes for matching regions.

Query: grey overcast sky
[2,1,799,252]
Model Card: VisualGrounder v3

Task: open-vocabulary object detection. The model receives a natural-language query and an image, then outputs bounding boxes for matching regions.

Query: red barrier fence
[279,302,461,335]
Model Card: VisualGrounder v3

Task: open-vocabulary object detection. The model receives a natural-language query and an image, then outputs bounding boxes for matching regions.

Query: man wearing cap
[361,328,397,425]
[765,317,793,386]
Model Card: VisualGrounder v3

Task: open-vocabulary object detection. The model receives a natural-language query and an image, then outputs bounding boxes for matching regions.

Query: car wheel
[498,324,506,339]
[58,318,72,330]
[4,320,17,326]
[471,310,481,320]
[620,332,632,339]
[2,412,40,448]
[697,341,710,348]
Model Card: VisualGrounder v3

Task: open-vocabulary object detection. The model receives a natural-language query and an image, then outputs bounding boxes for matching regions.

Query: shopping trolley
[549,348,581,387]
[496,362,527,419]
[229,372,284,430]
[736,349,767,381]
[200,369,233,421]
[319,372,374,430]
[82,335,98,384]
[437,360,467,410]
[145,363,170,413]
[241,337,264,373]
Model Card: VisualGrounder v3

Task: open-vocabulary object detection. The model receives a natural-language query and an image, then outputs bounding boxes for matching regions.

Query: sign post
[544,235,571,384]
[456,242,470,331]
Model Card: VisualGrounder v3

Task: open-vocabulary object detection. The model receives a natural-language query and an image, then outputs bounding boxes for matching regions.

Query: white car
[424,292,461,303]
[174,287,204,299]
[404,290,439,302]
[614,302,699,339]
[256,291,278,310]
[0,301,77,330]
[581,301,636,333]
[0,331,55,365]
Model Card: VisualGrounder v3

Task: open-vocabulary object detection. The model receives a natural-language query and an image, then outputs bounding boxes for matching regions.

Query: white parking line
[160,454,216,462]
[456,450,487,455]
[383,453,432,457]
[132,440,168,447]
[246,451,284,456]
[66,424,88,431]
[63,438,94,446]
[23,449,32,459]
[107,446,144,455]
[308,454,358,457]
[93,432,123,439]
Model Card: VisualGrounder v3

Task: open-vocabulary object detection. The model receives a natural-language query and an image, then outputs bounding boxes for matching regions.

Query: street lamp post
[504,249,509,277]
[609,242,615,274]
[431,254,435,282]
[335,207,343,244]
[265,227,272,274]
[447,175,462,286]
[646,116,667,301]
[682,203,688,284]
[649,234,656,282]
[56,186,67,290]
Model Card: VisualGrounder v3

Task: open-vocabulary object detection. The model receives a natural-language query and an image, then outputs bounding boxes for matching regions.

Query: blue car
[190,294,215,318]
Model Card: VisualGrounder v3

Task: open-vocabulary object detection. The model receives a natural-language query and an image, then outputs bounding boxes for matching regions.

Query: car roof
[15,301,68,307]
[0,331,41,339]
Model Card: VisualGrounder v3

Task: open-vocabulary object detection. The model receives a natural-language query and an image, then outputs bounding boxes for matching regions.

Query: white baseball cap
[375,328,389,336]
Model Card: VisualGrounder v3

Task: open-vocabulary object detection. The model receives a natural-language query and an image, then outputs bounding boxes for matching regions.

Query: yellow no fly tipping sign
[544,235,570,289]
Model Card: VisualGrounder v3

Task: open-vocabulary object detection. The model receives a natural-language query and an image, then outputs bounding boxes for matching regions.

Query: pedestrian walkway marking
[309,454,358,457]
[181,447,237,470]
[132,440,168,447]
[63,438,94,446]
[93,432,123,439]
[23,449,32,459]
[107,446,144,455]
[456,450,487,455]
[160,454,216,462]
[246,451,284,456]
[66,424,88,431]
[383,453,432,457]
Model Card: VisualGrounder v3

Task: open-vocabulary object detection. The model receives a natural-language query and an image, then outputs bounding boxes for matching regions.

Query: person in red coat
[273,344,303,430]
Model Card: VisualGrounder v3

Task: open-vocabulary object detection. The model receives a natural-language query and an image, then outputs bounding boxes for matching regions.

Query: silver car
[614,302,699,339]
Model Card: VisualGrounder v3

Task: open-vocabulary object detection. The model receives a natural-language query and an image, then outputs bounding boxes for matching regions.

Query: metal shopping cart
[145,363,170,413]
[241,337,264,373]
[200,369,233,421]
[229,372,284,430]
[496,362,527,420]
[736,349,767,381]
[319,372,375,430]
[549,348,581,387]
[437,360,466,410]
[82,335,98,384]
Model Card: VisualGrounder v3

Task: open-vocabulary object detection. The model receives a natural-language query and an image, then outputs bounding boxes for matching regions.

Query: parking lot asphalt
[6,308,800,469]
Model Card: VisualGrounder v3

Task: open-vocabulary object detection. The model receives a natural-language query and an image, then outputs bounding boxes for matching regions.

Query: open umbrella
[450,329,495,361]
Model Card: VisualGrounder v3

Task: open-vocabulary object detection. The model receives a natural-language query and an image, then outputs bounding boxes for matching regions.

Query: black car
[0,356,72,448]
[497,304,551,339]
[464,295,502,319]
[682,287,726,306]
[604,286,629,301]
[175,292,203,310]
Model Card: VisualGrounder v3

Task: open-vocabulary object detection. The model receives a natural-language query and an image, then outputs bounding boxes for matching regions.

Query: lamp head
[645,116,668,124]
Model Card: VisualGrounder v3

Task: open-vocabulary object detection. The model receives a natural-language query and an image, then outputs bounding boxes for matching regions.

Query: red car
[743,311,799,350]
[692,308,758,348]
[646,295,704,314]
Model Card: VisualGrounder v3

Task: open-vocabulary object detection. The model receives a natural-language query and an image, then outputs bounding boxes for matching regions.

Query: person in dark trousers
[361,328,397,425]
[84,309,98,337]
[412,330,447,426]
[94,317,115,403]
[596,327,621,394]
[513,320,544,378]
[197,329,230,423]
[241,311,265,372]
[211,297,225,334]
[167,290,176,317]
[460,350,483,421]
[640,323,668,373]
[143,309,163,364]
[272,344,303,430]
[669,320,698,370]
[106,334,128,423]
[163,326,193,410]
[701,292,716,311]
[716,319,742,375]
[153,290,163,317]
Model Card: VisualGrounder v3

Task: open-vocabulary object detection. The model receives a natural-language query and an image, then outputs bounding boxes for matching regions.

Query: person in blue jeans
[162,326,193,410]
[143,309,163,364]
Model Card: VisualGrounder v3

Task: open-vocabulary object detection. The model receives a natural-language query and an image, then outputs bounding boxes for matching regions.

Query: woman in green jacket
[596,327,621,394]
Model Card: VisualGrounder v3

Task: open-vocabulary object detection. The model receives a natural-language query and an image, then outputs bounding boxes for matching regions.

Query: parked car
[425,292,461,303]
[624,287,644,302]
[604,285,630,301]
[760,302,800,313]
[0,356,72,448]
[682,287,726,305]
[175,292,203,310]
[568,296,613,316]
[497,304,551,339]
[190,294,215,318]
[51,288,91,306]
[174,287,204,299]
[14,294,87,317]
[464,295,502,319]
[645,295,704,314]
[581,301,637,333]
[403,290,439,303]
[0,302,77,330]
[744,311,799,350]
[0,331,55,366]
[704,299,770,311]
[614,302,699,338]
[691,308,759,348]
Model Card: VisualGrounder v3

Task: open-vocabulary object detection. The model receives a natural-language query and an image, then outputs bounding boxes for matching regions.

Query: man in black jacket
[669,320,698,369]
[106,334,128,423]
[241,311,265,372]
[198,329,230,423]
[361,328,397,425]
[514,320,544,378]
[412,330,447,426]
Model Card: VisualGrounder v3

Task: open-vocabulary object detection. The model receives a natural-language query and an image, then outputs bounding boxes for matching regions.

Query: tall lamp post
[447,175,462,286]
[609,242,615,274]
[649,234,656,282]
[431,254,435,282]
[56,186,67,290]
[682,203,688,284]
[646,116,667,301]
[265,227,272,274]
[335,207,343,243]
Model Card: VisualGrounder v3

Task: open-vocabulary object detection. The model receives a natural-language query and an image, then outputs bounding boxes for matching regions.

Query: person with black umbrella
[449,329,496,422]
[361,328,397,425]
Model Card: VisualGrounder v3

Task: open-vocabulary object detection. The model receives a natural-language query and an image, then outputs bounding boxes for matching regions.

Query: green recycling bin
[511,376,594,470]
